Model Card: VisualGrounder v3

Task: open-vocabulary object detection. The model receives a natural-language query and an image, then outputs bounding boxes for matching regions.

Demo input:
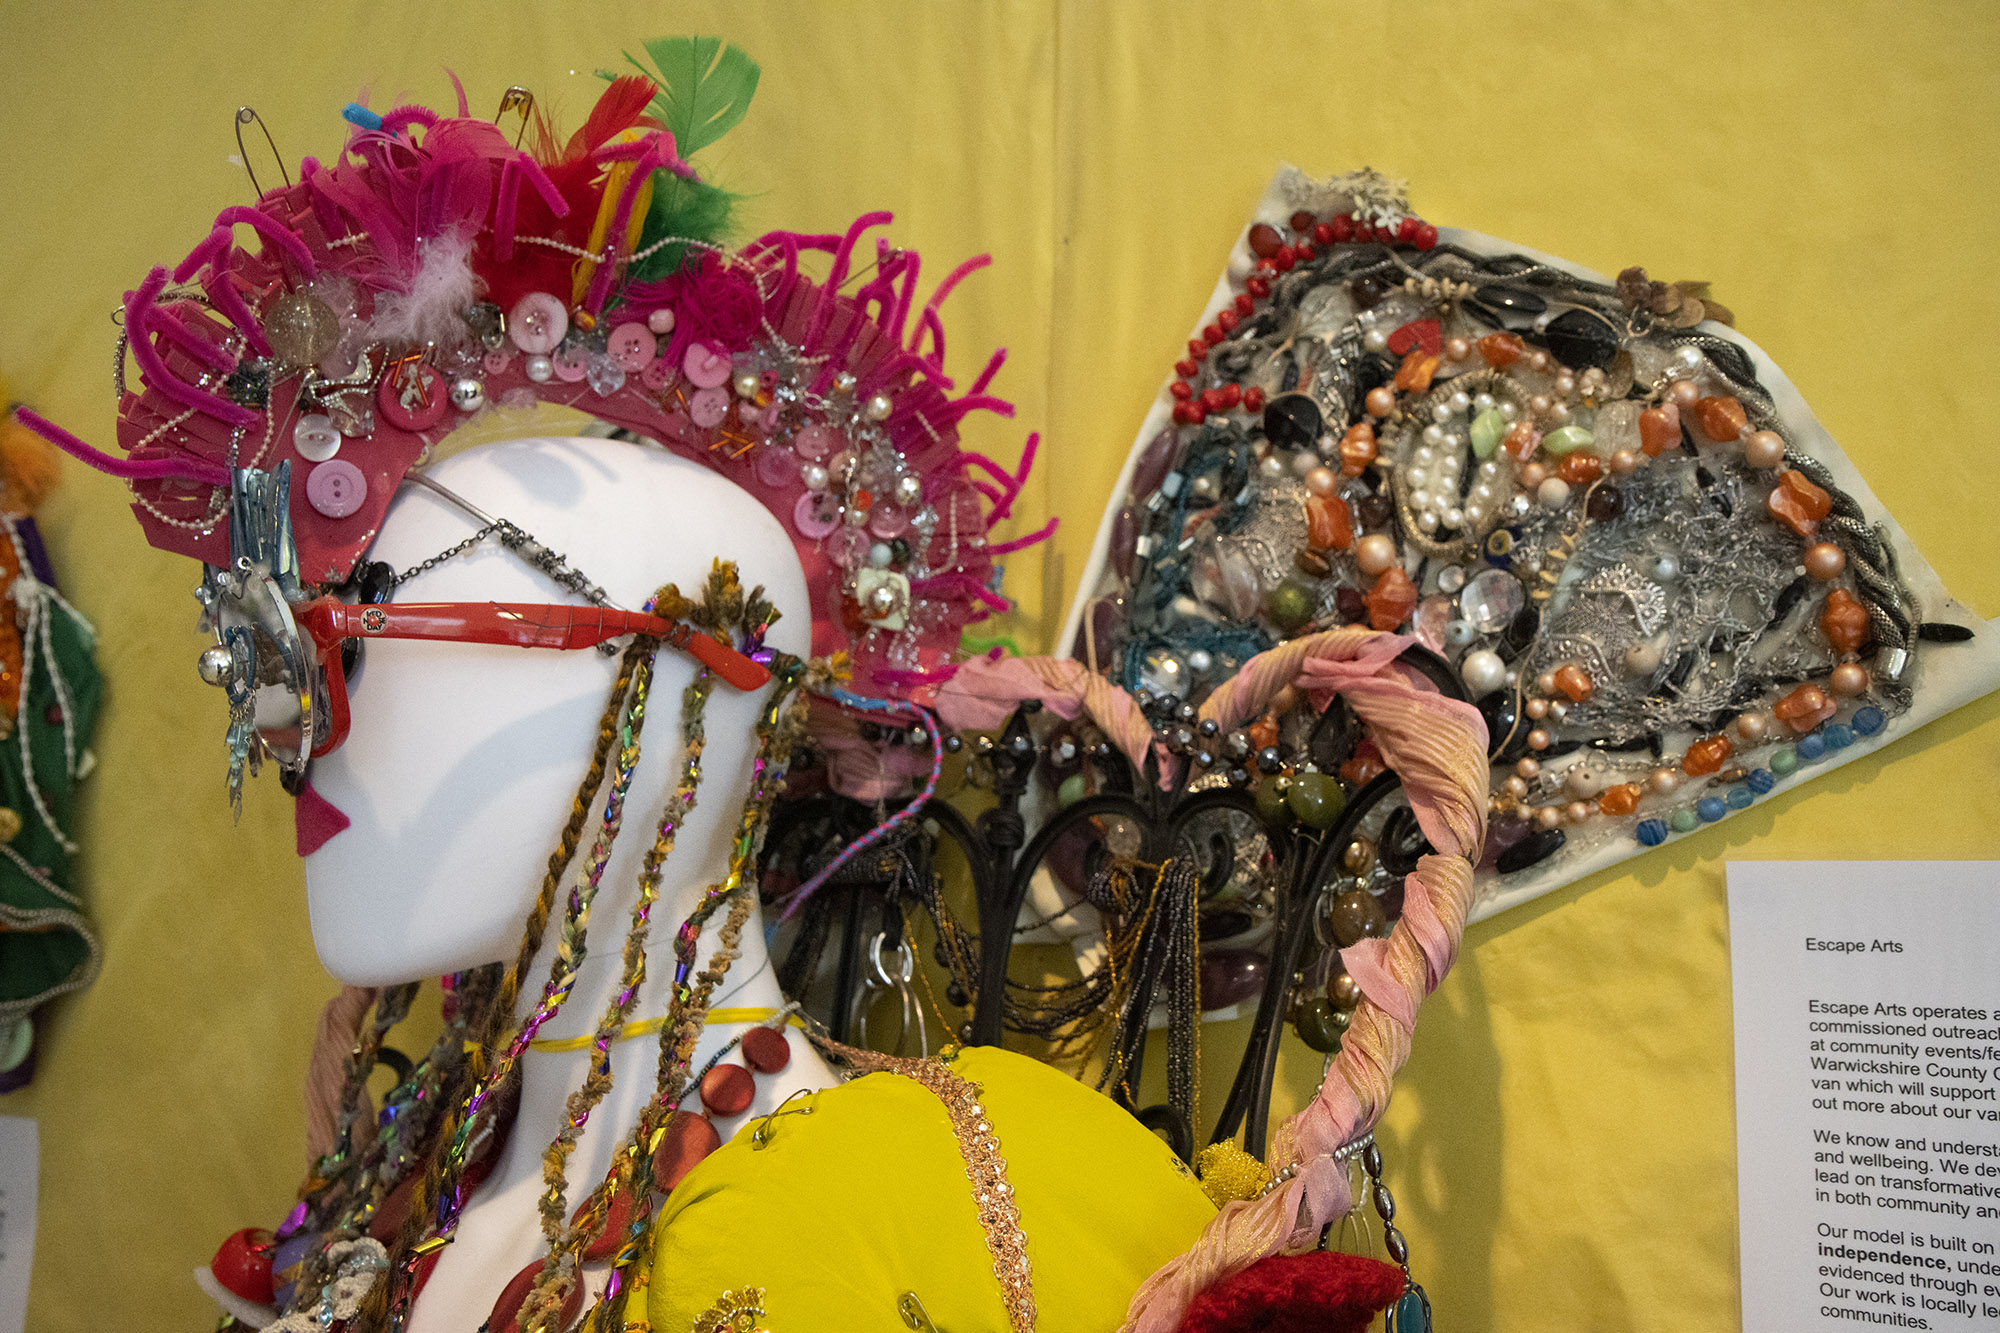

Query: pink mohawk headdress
[24,41,1049,712]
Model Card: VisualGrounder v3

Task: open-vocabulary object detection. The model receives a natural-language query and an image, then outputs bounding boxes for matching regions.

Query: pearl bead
[1566,767,1605,798]
[1503,776,1528,798]
[1460,649,1507,697]
[1536,671,1558,696]
[1525,697,1548,719]
[1500,401,1519,421]
[868,542,893,567]
[647,307,677,334]
[1423,425,1445,446]
[1417,511,1439,533]
[1473,393,1495,413]
[1364,328,1389,353]
[1188,649,1213,672]
[1448,391,1471,415]
[1365,387,1396,417]
[1259,454,1286,480]
[1667,380,1700,410]
[1355,533,1398,575]
[1409,488,1432,511]
[1443,506,1465,528]
[1535,806,1562,830]
[1623,641,1662,676]
[1306,467,1338,496]
[1292,450,1320,477]
[1547,402,1570,425]
[1553,373,1576,397]
[1803,542,1846,580]
[864,393,894,422]
[1527,351,1550,372]
[1444,337,1471,362]
[1537,477,1571,509]
[1432,401,1454,424]
[1676,346,1705,371]
[1444,619,1476,649]
[894,473,923,506]
[1830,663,1870,697]
[1566,801,1592,824]
[833,371,858,394]
[1527,728,1551,750]
[1528,394,1551,418]
[800,463,830,490]
[1519,462,1548,488]
[1734,712,1768,742]
[1516,757,1540,779]
[1610,449,1639,475]
[1744,430,1785,468]
[524,354,554,383]
[1649,767,1680,795]
[1651,554,1681,582]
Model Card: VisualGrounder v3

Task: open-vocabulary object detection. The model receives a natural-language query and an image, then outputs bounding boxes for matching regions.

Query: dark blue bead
[1697,795,1727,822]
[1635,818,1668,847]
[1726,785,1754,810]
[1823,723,1856,751]
[1852,706,1885,737]
[1797,733,1827,761]
[1747,768,1775,794]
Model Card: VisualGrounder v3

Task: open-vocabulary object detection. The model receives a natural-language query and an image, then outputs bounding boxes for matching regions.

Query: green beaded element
[1541,424,1596,455]
[1769,744,1799,776]
[1669,806,1700,834]
[1469,408,1507,459]
[1285,771,1346,830]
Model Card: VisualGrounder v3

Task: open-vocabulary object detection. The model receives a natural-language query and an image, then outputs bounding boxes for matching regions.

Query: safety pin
[750,1087,816,1149]
[494,86,536,150]
[234,107,291,200]
[898,1292,941,1332]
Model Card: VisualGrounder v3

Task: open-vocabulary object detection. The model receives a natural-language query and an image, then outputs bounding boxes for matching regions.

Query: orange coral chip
[1478,332,1525,367]
[1364,565,1418,631]
[1682,734,1734,777]
[1598,783,1642,816]
[1767,469,1833,538]
[1773,683,1837,734]
[1819,587,1872,655]
[1394,350,1440,395]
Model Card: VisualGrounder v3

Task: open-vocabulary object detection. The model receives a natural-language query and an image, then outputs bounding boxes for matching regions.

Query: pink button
[508,292,568,355]
[688,385,731,428]
[823,527,865,568]
[552,345,589,383]
[305,460,367,518]
[869,506,912,539]
[640,357,676,392]
[794,423,841,463]
[376,362,448,431]
[793,491,842,539]
[607,323,657,372]
[752,445,798,489]
[482,349,514,376]
[683,343,733,389]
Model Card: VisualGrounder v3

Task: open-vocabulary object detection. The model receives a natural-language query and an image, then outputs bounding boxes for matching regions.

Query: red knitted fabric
[1177,1251,1408,1333]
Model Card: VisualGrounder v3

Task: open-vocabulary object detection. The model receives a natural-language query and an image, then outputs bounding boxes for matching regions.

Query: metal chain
[389,519,612,608]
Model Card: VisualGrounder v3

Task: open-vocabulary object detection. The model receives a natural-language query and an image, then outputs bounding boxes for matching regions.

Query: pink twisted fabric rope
[933,653,1162,775]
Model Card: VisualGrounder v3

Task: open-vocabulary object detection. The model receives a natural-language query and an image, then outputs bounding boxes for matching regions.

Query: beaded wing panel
[1065,167,2000,918]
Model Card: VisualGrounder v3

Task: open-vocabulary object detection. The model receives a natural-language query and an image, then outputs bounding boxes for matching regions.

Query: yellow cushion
[648,1046,1216,1331]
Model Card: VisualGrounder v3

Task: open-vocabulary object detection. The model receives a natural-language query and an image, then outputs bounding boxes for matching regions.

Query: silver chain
[388,519,612,608]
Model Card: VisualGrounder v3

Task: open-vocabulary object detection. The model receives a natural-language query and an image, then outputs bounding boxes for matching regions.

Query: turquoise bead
[1769,745,1799,776]
[1669,807,1700,834]
[1541,424,1596,456]
[1391,1288,1430,1332]
[1727,785,1754,810]
[1469,409,1507,459]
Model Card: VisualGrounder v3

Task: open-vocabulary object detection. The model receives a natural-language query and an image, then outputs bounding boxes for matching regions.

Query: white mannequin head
[302,434,809,986]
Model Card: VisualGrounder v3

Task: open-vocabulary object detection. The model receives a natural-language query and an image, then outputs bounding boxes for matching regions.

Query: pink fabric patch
[295,779,351,857]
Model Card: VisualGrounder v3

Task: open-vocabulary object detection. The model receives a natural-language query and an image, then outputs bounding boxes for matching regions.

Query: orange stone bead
[1338,423,1377,477]
[1305,493,1354,552]
[1478,332,1525,367]
[1819,587,1872,655]
[1394,349,1440,395]
[1767,468,1833,538]
[1597,783,1642,817]
[1502,421,1541,464]
[1340,753,1387,787]
[1248,717,1279,751]
[1694,395,1748,444]
[1773,683,1837,734]
[1553,663,1595,702]
[1639,403,1680,457]
[1682,734,1734,777]
[1557,453,1603,485]
[1364,565,1418,631]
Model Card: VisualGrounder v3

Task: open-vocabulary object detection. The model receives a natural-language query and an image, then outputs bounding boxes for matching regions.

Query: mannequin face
[301,436,809,985]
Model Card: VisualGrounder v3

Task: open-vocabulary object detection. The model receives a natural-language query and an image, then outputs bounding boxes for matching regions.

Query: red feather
[564,75,659,162]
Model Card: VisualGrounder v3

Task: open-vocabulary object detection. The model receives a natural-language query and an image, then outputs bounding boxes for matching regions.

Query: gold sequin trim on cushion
[691,1286,769,1333]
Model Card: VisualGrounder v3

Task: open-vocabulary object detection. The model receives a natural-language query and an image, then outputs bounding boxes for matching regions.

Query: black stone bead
[1197,718,1220,739]
[1224,731,1252,761]
[1349,275,1392,310]
[945,981,969,1007]
[1918,622,1976,643]
[1585,484,1624,522]
[1262,393,1322,452]
[1496,826,1566,874]
[1480,689,1526,763]
[1467,285,1547,330]
[1227,766,1252,788]
[1176,701,1197,723]
[1335,587,1367,624]
[1499,602,1540,659]
[1357,495,1394,529]
[1542,308,1620,371]
[859,721,882,742]
[1771,574,1810,621]
[1255,746,1283,775]
[943,734,964,754]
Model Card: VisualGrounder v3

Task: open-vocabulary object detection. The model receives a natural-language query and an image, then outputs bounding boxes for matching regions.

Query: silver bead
[448,377,486,413]
[893,473,923,506]
[800,463,830,491]
[863,393,894,422]
[197,644,236,687]
[833,371,858,394]
[865,583,900,617]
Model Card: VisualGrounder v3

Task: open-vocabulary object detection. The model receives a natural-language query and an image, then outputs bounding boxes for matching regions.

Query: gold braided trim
[690,1286,769,1332]
[840,1048,1037,1333]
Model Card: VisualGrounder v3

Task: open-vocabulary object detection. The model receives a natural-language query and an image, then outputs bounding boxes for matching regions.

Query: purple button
[688,385,731,428]
[607,322,658,371]
[508,292,568,355]
[306,460,367,519]
[683,343,733,389]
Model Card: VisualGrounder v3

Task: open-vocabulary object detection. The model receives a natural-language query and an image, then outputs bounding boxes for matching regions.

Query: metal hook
[494,86,536,150]
[234,107,291,200]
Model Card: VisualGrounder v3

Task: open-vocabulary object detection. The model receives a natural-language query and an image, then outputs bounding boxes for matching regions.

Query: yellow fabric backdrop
[1,2,1996,1329]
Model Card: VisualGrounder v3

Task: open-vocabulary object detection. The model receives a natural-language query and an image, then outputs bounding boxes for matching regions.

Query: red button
[653,1110,721,1192]
[699,1062,755,1117]
[376,362,448,431]
[741,1025,791,1074]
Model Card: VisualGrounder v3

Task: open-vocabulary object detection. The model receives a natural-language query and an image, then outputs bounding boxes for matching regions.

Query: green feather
[628,173,736,282]
[616,35,759,159]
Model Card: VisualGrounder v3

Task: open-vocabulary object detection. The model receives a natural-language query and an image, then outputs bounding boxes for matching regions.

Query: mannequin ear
[1177,1251,1407,1333]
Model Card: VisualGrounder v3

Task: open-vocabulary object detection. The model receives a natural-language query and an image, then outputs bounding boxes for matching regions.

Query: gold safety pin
[234,107,291,200]
[898,1292,942,1332]
[494,86,536,149]
[750,1086,816,1149]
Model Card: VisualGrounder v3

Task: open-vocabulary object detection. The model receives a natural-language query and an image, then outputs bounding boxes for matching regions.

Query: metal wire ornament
[233,107,290,200]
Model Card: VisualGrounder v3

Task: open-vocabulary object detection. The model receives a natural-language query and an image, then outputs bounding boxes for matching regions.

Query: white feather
[364,230,483,350]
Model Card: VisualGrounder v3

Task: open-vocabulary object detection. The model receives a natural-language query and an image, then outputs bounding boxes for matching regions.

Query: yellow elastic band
[527,1006,801,1054]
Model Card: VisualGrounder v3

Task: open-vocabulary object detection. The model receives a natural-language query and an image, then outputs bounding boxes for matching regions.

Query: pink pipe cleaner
[123,269,257,429]
[16,409,231,486]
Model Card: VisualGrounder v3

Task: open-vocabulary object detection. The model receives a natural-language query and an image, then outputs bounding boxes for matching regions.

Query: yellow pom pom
[1194,1140,1273,1207]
